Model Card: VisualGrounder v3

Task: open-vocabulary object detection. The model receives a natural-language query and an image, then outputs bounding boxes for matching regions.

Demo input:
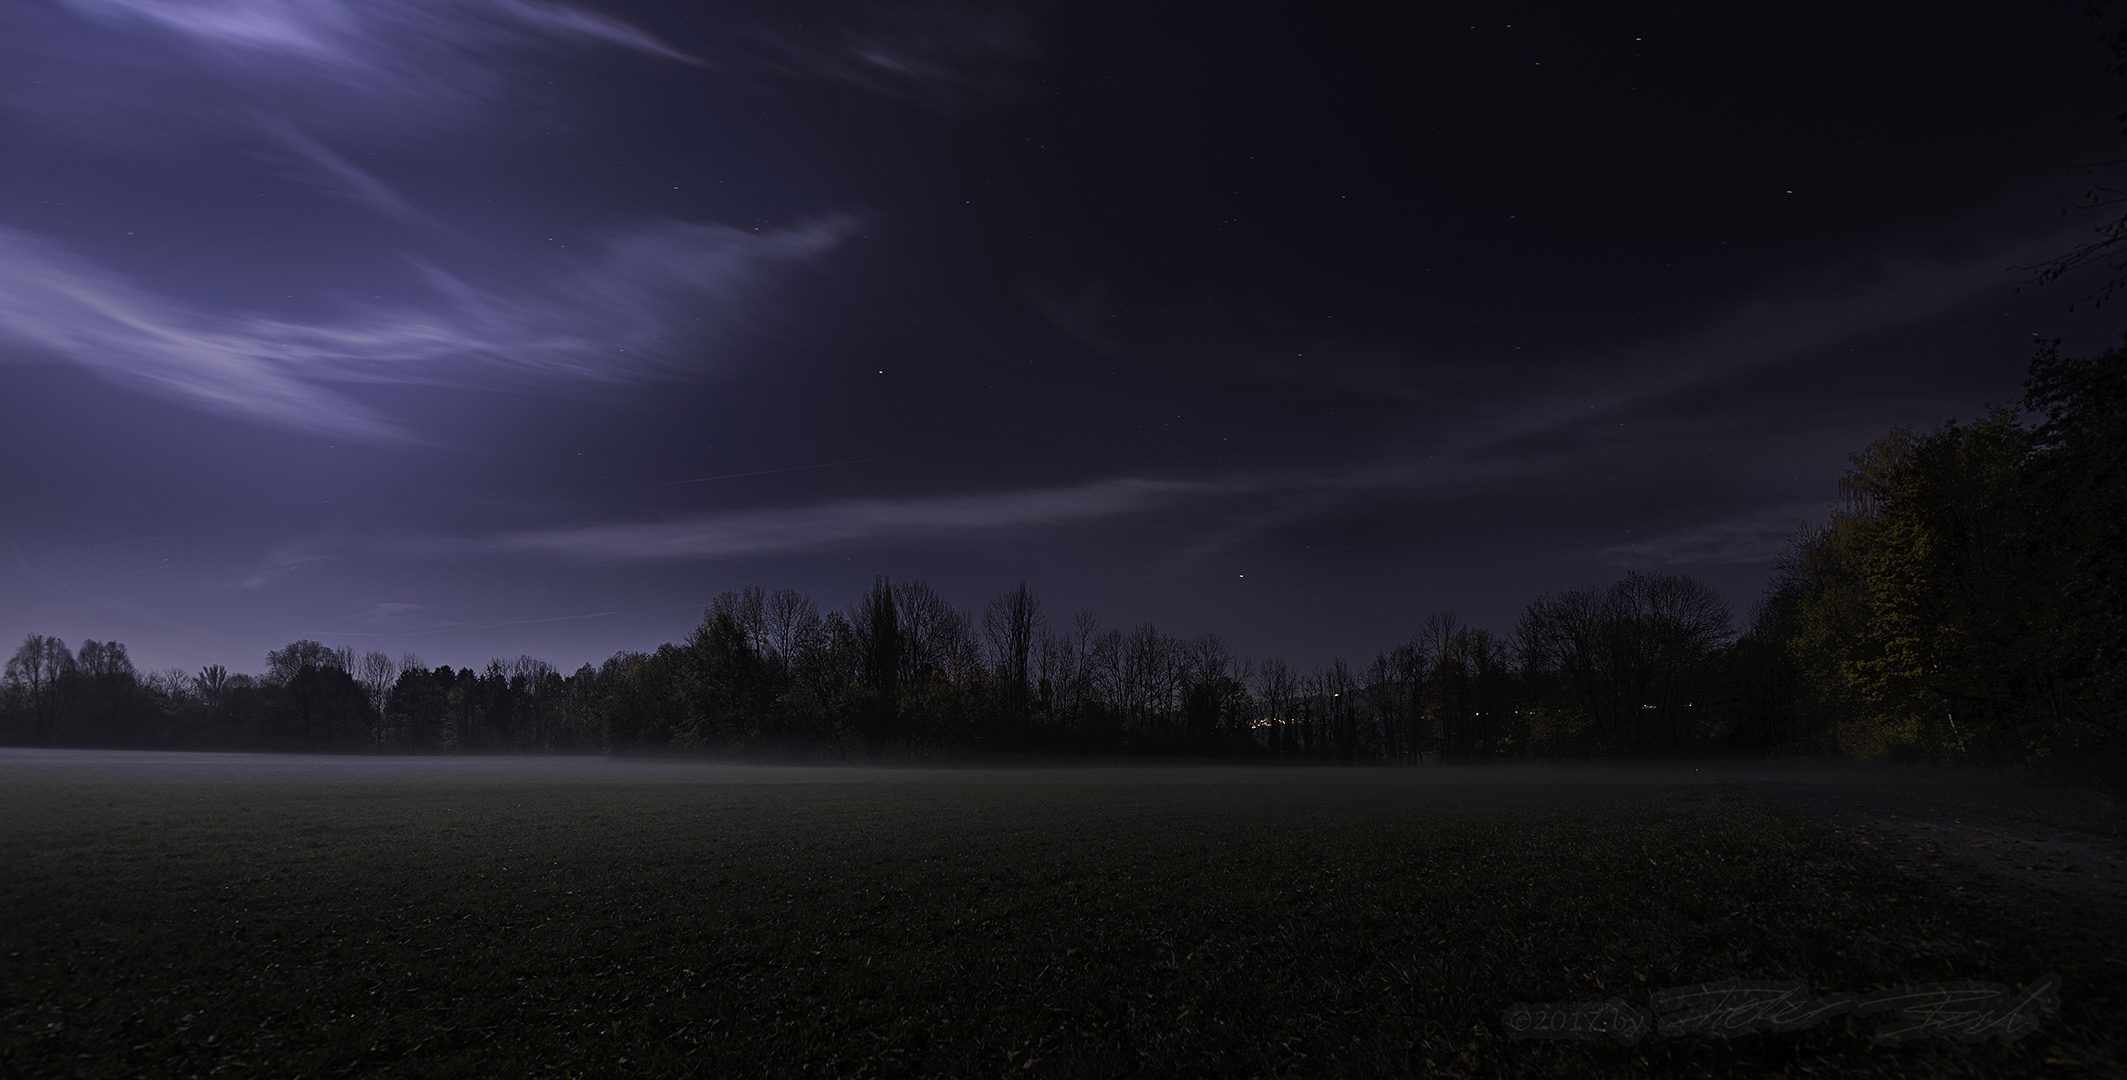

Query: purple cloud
[60,0,701,79]
[0,218,852,440]
[748,1,1045,114]
[489,477,1242,561]
[1596,503,1823,568]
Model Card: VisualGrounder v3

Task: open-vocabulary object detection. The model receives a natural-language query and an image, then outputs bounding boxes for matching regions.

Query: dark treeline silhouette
[3,342,2119,769]
[0,572,1751,760]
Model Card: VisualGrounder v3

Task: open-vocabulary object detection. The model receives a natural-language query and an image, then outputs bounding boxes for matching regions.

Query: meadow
[0,753,2117,1078]
[1831,771,2127,841]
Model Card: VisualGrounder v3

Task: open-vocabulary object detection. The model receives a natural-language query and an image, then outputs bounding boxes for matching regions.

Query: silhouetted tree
[262,640,373,750]
[357,651,397,741]
[4,635,75,745]
[984,581,1043,723]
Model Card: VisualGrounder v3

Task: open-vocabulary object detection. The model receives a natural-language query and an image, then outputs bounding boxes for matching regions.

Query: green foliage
[1773,339,2127,766]
[2025,338,2127,718]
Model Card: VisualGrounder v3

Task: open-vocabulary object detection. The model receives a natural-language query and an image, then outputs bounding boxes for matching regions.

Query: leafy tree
[1769,335,2127,769]
[2023,337,2127,723]
[680,592,778,747]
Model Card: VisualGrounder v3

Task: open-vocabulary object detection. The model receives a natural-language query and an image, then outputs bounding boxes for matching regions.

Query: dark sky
[2,0,2121,678]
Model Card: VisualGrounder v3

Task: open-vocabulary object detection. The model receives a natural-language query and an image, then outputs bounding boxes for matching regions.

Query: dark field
[1832,776,2127,842]
[1,753,2117,1078]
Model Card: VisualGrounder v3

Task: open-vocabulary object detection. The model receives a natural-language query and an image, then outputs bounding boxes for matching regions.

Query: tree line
[0,571,1752,759]
[3,341,2118,768]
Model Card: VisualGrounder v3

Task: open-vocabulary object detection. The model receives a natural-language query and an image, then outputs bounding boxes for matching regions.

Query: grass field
[1,753,2118,1078]
[1826,769,2127,841]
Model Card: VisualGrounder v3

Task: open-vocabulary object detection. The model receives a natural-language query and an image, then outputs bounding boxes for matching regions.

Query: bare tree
[1516,572,1732,751]
[1292,662,1319,755]
[1255,657,1297,756]
[764,588,823,676]
[1086,625,1125,718]
[146,667,194,705]
[896,579,976,685]
[1412,612,1465,756]
[358,651,398,725]
[192,664,230,709]
[1366,651,1404,761]
[983,582,1043,718]
[708,587,772,657]
[76,640,135,681]
[850,576,902,752]
[1117,623,1182,735]
[1628,571,1734,746]
[1322,658,1359,758]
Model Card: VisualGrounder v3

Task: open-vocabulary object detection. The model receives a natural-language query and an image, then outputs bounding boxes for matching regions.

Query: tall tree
[983,582,1043,722]
[264,639,372,749]
[75,639,142,746]
[4,635,74,744]
[1254,657,1298,757]
[1782,412,2048,760]
[2023,337,2127,727]
[1516,574,1732,754]
[357,651,397,744]
[852,576,902,754]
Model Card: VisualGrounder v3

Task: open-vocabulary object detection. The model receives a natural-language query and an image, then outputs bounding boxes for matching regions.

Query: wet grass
[1,764,2119,1078]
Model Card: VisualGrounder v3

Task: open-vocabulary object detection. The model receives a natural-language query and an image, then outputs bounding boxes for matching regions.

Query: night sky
[2,0,2121,678]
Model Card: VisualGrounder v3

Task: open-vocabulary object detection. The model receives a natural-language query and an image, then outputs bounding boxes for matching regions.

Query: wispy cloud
[0,228,404,440]
[347,601,426,624]
[1596,503,1821,568]
[1019,200,2096,561]
[259,118,428,225]
[0,0,701,153]
[482,0,702,64]
[303,604,710,639]
[0,218,851,439]
[489,477,1241,561]
[61,0,701,83]
[237,538,336,589]
[750,1,1044,114]
[1039,204,2084,443]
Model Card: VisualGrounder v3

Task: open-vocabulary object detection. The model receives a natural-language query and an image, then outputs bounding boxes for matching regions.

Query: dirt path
[1742,780,2127,985]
